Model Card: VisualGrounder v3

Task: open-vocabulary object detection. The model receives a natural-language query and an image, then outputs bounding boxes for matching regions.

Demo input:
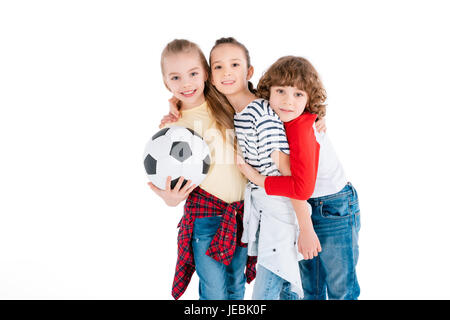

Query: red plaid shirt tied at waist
[171,187,257,300]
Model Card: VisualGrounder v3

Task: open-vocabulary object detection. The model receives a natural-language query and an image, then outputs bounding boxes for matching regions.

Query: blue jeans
[192,216,248,300]
[301,182,361,300]
[252,265,300,300]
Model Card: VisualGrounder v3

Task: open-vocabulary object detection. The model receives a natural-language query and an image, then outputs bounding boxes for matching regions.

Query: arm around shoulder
[264,113,320,200]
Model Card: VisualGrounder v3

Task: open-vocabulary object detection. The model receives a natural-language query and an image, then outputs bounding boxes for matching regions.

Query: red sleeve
[264,113,320,200]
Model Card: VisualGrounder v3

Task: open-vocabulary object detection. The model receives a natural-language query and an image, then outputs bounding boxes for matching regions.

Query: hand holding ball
[143,126,210,190]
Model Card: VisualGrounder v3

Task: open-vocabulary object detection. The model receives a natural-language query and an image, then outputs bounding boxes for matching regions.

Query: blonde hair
[160,39,236,141]
[257,56,327,119]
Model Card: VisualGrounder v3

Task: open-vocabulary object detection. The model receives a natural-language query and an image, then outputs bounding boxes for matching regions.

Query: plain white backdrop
[1,0,450,299]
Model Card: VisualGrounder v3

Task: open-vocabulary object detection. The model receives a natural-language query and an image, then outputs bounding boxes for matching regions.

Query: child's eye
[276,89,284,94]
[214,65,222,70]
[232,63,239,67]
[295,92,303,97]
[171,76,179,81]
[191,72,198,77]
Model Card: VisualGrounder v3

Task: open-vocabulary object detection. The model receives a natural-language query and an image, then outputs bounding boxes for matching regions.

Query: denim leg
[226,245,248,300]
[279,281,300,300]
[316,218,359,300]
[307,183,361,300]
[192,216,228,300]
[252,265,285,300]
[299,256,327,300]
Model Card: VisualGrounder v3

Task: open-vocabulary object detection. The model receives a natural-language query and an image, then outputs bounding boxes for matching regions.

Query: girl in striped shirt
[207,38,326,300]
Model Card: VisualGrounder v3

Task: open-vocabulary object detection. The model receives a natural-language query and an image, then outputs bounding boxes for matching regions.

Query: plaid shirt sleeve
[171,212,195,300]
[246,255,257,283]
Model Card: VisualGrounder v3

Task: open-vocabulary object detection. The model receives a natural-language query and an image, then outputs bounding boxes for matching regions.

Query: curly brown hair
[257,56,327,119]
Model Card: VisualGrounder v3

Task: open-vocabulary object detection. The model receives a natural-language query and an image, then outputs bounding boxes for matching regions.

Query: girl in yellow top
[148,39,255,300]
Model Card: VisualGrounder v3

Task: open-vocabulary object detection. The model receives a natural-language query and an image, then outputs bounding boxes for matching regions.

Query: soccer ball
[143,126,211,190]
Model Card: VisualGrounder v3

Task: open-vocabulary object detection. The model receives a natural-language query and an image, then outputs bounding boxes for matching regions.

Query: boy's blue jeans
[192,216,248,300]
[301,182,361,300]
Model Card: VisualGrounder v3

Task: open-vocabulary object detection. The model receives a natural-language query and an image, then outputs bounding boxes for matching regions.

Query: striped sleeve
[255,113,290,158]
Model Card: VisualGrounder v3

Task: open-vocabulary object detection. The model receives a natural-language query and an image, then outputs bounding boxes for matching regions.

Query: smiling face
[210,44,253,96]
[269,86,308,122]
[162,51,207,109]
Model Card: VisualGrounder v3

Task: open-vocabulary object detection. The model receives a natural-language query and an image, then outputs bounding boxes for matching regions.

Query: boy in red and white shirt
[238,56,361,300]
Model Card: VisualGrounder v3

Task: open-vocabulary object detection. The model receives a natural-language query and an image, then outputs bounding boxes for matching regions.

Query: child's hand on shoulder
[159,113,179,129]
[168,96,181,118]
[315,117,327,133]
[148,176,196,207]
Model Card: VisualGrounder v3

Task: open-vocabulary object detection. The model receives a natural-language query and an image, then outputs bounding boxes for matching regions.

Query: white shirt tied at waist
[241,183,310,297]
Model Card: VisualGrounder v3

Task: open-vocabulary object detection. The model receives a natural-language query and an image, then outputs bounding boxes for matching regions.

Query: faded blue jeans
[192,216,248,300]
[252,265,300,300]
[301,182,361,300]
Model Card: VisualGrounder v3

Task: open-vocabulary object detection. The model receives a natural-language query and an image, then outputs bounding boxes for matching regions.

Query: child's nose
[283,98,293,106]
[182,80,192,88]
[286,97,295,105]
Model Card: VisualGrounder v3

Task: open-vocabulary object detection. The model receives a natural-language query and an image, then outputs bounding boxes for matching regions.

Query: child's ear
[247,66,254,80]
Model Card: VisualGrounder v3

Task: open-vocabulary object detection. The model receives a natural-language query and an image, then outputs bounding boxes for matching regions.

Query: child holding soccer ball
[149,39,255,300]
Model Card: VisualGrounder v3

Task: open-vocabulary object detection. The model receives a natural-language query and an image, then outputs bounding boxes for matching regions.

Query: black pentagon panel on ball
[202,154,211,174]
[152,127,170,140]
[170,177,188,190]
[170,141,192,162]
[144,154,157,175]
[186,127,203,139]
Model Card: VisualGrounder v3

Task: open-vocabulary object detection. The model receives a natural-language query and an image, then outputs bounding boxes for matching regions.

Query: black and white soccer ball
[143,126,211,190]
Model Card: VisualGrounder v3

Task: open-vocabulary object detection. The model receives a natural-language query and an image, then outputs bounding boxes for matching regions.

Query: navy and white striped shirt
[234,99,290,189]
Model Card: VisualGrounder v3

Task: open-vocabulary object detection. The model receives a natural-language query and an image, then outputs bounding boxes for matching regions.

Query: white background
[1,0,449,300]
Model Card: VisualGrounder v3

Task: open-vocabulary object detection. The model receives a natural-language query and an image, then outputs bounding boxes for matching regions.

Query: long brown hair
[160,39,236,141]
[209,37,257,94]
[257,56,327,119]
